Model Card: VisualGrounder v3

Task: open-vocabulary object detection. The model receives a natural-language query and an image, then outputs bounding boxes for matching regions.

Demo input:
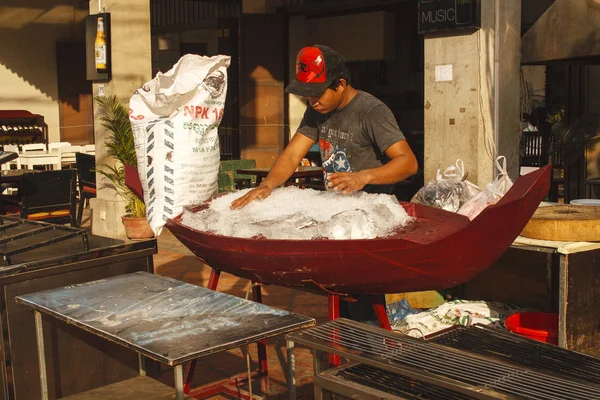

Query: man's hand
[230,185,272,209]
[327,171,371,194]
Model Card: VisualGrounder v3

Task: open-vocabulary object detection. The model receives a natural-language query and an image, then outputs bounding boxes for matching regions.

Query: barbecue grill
[429,324,600,385]
[0,216,88,266]
[288,318,600,400]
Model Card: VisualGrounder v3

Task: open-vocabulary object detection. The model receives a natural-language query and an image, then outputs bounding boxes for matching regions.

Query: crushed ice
[180,186,414,240]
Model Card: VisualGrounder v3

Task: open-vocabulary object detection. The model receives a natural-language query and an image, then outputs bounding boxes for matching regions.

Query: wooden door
[239,14,285,168]
[56,42,94,145]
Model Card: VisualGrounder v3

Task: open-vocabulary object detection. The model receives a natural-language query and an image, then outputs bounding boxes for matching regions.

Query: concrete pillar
[89,0,152,239]
[424,0,521,188]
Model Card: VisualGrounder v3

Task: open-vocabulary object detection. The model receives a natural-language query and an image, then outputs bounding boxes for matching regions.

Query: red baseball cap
[285,45,347,97]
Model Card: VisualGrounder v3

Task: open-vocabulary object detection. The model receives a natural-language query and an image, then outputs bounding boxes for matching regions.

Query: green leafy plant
[95,95,146,218]
[547,108,565,124]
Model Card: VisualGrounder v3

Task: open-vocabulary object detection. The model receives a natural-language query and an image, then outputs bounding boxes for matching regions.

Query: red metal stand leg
[327,295,340,367]
[369,295,392,330]
[207,269,221,290]
[328,294,339,321]
[184,269,222,394]
[183,360,197,394]
[251,283,269,394]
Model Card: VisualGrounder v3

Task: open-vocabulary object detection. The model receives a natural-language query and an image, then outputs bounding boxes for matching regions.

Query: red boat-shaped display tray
[166,166,551,297]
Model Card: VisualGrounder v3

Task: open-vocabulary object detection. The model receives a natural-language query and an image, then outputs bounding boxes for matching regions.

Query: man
[231,44,418,209]
[231,45,418,322]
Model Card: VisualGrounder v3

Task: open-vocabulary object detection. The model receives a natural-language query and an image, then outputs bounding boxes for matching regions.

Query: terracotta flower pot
[121,215,154,240]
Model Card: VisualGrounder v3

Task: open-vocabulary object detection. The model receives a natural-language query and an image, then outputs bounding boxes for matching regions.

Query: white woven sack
[130,54,231,235]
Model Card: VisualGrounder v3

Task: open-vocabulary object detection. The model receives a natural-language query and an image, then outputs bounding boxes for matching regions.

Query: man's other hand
[327,171,370,194]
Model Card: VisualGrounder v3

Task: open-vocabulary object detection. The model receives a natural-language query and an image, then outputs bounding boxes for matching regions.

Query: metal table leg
[312,348,325,400]
[139,353,146,377]
[175,364,184,400]
[34,310,49,400]
[245,345,253,399]
[287,339,296,400]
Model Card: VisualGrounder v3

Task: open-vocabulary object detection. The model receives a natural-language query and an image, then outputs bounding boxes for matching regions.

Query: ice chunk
[320,209,377,240]
[181,186,414,240]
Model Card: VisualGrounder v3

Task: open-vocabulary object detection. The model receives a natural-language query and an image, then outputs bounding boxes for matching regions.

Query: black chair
[0,170,78,226]
[75,152,96,226]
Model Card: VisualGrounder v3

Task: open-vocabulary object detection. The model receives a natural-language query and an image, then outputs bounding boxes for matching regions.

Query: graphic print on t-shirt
[320,140,351,173]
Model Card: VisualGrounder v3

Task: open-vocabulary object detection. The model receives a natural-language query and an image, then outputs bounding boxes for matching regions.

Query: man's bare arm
[230,133,315,209]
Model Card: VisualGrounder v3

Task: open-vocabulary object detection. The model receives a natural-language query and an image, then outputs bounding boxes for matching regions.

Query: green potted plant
[95,95,153,239]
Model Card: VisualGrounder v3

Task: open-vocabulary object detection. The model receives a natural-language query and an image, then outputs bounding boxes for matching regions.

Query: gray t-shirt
[297,91,405,178]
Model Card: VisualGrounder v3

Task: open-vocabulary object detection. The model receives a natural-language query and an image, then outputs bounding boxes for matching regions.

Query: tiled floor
[81,209,328,399]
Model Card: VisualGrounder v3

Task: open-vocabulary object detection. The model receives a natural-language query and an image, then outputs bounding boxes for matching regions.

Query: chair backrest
[58,146,83,166]
[75,152,96,190]
[22,143,46,153]
[1,145,20,170]
[219,159,257,188]
[20,170,77,226]
[83,144,95,154]
[48,142,72,151]
[218,171,236,193]
[520,131,547,167]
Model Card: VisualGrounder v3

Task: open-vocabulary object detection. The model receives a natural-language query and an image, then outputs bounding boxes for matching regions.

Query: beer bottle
[95,17,107,73]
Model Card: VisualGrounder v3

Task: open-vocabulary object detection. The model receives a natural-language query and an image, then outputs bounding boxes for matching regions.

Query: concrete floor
[81,209,328,399]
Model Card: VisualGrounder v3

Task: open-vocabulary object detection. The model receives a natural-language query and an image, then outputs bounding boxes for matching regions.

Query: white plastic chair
[48,142,72,152]
[56,145,83,170]
[83,144,95,155]
[21,143,46,153]
[1,145,21,171]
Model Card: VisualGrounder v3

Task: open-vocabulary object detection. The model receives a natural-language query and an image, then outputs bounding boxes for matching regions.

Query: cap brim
[285,79,331,97]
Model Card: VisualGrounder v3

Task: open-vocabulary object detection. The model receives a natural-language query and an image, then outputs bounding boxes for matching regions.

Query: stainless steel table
[16,271,315,400]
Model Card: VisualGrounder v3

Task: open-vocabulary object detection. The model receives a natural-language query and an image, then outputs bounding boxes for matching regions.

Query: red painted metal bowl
[166,166,551,297]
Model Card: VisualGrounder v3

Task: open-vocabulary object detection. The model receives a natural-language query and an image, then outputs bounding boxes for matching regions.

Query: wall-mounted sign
[418,0,480,34]
[85,13,111,81]
[435,64,453,81]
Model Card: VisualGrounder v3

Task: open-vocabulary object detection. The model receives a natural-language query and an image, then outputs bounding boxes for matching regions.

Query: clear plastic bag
[458,156,514,220]
[411,159,481,212]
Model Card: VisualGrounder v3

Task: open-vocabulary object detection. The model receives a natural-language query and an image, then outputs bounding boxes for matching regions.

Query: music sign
[418,0,480,34]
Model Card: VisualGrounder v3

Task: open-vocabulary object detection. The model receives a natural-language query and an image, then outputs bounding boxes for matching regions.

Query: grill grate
[291,319,600,400]
[334,363,477,399]
[0,217,88,266]
[429,324,600,385]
